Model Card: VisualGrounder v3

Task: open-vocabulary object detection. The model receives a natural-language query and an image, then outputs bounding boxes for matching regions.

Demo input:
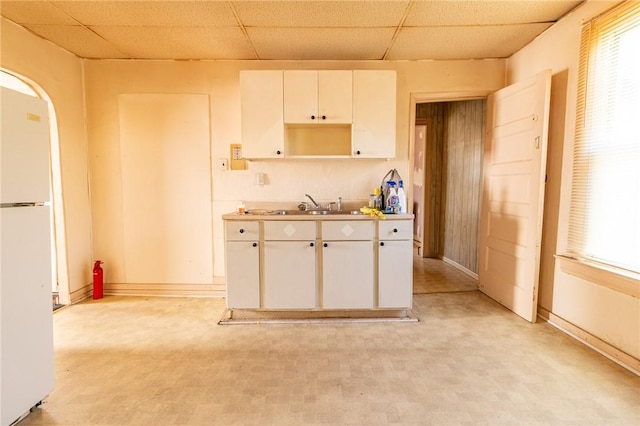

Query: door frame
[408,91,490,259]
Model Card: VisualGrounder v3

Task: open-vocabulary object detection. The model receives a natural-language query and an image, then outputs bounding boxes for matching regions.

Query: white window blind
[568,1,640,274]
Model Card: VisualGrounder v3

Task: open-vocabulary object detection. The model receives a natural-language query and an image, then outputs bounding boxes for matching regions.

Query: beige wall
[507,0,639,365]
[84,59,505,292]
[1,17,93,303]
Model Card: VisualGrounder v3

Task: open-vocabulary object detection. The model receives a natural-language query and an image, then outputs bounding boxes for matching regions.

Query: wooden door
[413,124,427,252]
[478,70,551,323]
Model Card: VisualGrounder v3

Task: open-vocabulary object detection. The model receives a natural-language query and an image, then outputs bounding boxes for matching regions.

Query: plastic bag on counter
[380,168,403,211]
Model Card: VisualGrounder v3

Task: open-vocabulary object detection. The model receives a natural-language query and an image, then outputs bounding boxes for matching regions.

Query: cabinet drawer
[264,221,316,241]
[226,221,259,241]
[379,220,412,240]
[322,221,374,241]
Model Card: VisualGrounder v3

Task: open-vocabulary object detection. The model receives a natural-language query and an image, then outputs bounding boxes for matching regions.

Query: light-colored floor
[21,258,640,425]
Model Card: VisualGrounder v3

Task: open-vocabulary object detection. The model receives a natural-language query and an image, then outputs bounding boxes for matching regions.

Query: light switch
[230,143,246,170]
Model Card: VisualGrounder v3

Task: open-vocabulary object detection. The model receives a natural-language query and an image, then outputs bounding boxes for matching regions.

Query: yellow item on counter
[360,207,385,219]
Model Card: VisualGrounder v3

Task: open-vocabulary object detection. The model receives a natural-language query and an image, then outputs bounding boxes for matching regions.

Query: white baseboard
[104,282,225,298]
[538,307,639,376]
[71,279,226,301]
[441,256,479,280]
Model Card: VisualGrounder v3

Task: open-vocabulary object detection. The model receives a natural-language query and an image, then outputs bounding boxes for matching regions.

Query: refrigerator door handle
[0,202,46,208]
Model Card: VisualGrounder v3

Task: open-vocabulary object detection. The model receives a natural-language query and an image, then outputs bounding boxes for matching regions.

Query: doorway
[410,96,486,279]
[0,69,69,308]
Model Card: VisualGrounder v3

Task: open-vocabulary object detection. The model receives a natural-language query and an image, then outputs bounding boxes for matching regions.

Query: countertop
[222,210,414,221]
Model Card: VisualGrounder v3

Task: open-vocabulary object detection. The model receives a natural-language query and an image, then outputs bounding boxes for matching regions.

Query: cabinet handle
[311,115,315,120]
[393,228,398,233]
[323,243,328,248]
[321,115,326,120]
[380,242,386,246]
[276,150,281,155]
[239,228,244,233]
[309,242,315,247]
[356,150,361,155]
[252,242,257,247]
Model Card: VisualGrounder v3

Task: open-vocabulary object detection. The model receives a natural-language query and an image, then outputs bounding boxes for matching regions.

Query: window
[568,1,640,275]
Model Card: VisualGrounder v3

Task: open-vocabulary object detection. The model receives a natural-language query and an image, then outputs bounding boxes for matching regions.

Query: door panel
[478,70,551,323]
[322,241,374,309]
[264,241,316,309]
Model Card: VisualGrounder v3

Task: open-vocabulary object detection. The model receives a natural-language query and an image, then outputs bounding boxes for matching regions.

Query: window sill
[555,255,640,299]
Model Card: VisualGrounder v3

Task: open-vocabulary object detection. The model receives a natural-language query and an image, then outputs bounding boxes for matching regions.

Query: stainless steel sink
[267,209,306,215]
[247,209,362,216]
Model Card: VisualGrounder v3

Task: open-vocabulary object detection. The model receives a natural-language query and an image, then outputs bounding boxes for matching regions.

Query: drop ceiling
[0,0,584,61]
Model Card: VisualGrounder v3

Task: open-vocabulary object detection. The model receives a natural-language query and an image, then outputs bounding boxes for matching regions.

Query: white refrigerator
[0,87,54,425]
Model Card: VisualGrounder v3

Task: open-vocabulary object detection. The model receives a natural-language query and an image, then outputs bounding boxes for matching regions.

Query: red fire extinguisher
[93,260,104,300]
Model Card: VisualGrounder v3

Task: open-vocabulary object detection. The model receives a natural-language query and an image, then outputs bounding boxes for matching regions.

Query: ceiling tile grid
[0,0,584,61]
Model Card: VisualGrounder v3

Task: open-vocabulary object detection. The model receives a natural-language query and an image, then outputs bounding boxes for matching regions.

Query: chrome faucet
[337,197,342,211]
[305,194,320,208]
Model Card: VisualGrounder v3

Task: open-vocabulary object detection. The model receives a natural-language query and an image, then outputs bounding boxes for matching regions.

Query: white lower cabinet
[263,221,316,308]
[225,221,260,308]
[225,240,260,308]
[223,216,413,311]
[322,240,374,309]
[378,220,413,308]
[321,220,375,309]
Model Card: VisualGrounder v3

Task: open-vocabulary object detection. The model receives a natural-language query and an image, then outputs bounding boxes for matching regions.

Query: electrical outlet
[217,158,228,171]
[255,172,265,185]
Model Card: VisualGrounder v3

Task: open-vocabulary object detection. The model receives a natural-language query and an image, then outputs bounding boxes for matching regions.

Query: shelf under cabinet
[284,123,351,156]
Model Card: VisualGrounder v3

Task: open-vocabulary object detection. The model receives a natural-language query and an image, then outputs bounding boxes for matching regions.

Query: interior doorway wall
[412,99,486,276]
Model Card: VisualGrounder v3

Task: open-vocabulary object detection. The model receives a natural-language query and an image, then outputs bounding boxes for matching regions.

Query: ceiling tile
[233,0,410,27]
[90,26,256,59]
[0,1,78,25]
[51,1,238,26]
[404,1,582,26]
[1,0,585,61]
[22,24,129,58]
[248,27,395,60]
[387,23,553,60]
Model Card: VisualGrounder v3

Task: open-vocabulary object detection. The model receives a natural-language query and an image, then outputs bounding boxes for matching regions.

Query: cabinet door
[322,241,374,309]
[318,71,352,124]
[352,70,396,158]
[225,241,260,308]
[241,70,284,158]
[284,70,318,124]
[264,241,317,308]
[378,240,413,308]
[284,71,352,124]
[378,220,413,240]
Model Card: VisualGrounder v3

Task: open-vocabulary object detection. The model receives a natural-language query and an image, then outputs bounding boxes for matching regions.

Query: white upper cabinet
[318,71,352,124]
[352,70,396,158]
[240,70,396,159]
[284,70,352,124]
[240,70,284,158]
